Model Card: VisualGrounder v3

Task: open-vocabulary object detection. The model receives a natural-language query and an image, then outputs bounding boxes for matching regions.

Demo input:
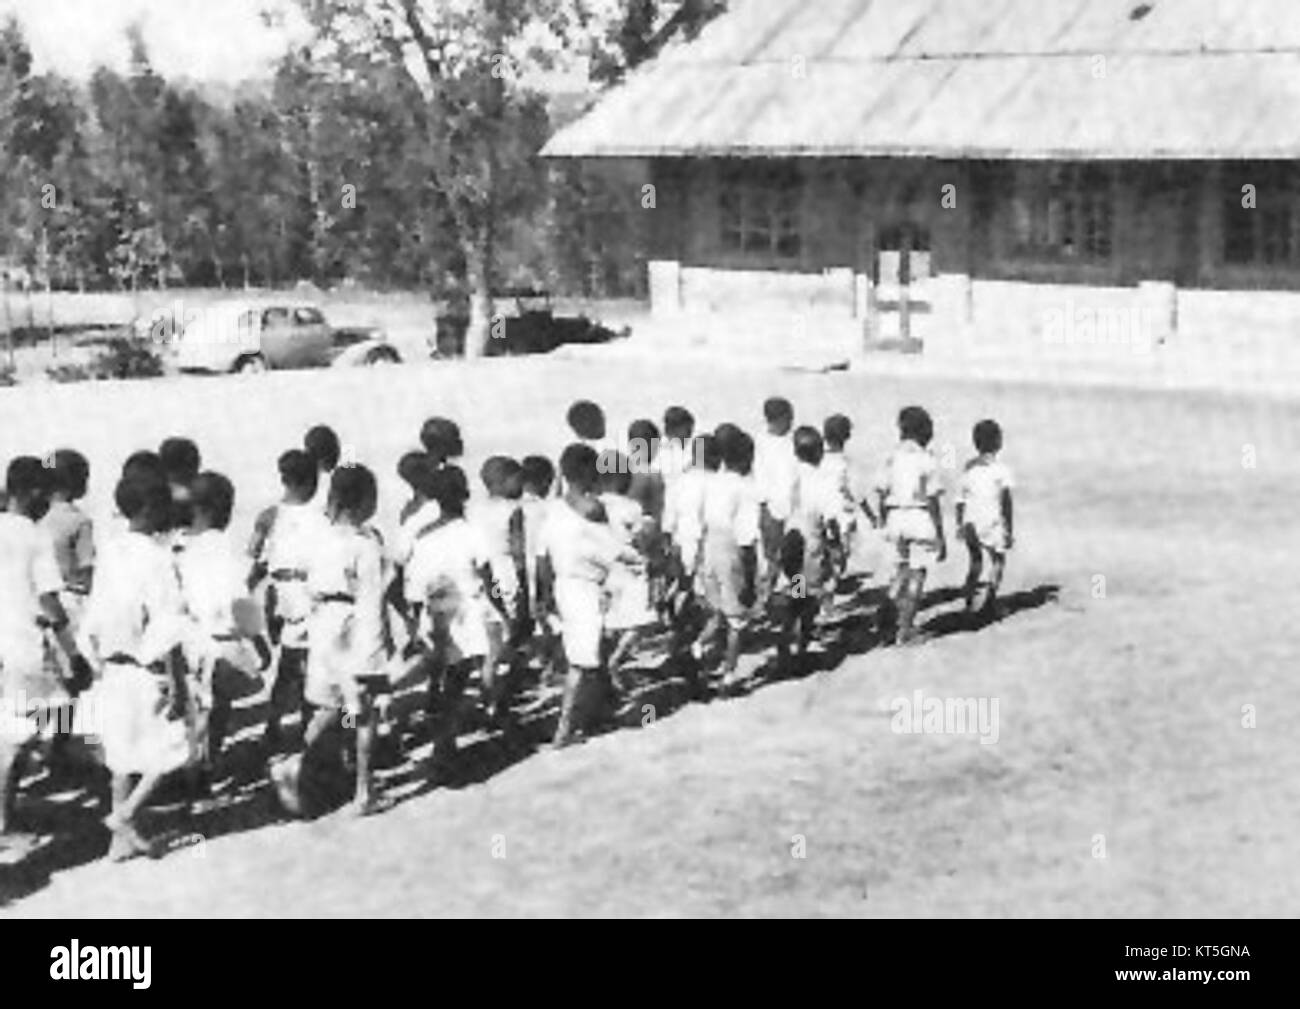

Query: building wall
[638,157,1300,357]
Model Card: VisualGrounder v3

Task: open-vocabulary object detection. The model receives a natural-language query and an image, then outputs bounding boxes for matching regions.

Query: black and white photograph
[0,0,1290,950]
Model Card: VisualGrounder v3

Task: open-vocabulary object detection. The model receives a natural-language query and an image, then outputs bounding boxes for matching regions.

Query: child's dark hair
[663,406,694,440]
[597,450,632,495]
[696,434,722,472]
[397,451,435,496]
[278,449,319,498]
[973,419,1003,455]
[722,430,755,475]
[50,449,89,500]
[428,465,470,517]
[328,464,378,524]
[763,397,794,427]
[122,450,165,482]
[7,456,51,499]
[898,406,934,447]
[159,437,201,485]
[481,456,524,499]
[304,425,341,472]
[114,470,170,527]
[627,419,660,469]
[190,471,235,530]
[714,422,742,457]
[420,417,463,464]
[823,414,852,450]
[567,400,606,441]
[559,443,600,494]
[521,455,555,497]
[793,426,825,466]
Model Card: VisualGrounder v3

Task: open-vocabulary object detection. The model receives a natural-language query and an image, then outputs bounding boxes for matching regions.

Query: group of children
[0,395,1015,861]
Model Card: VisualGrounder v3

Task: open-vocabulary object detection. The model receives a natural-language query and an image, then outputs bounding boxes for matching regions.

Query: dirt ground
[1,352,1296,917]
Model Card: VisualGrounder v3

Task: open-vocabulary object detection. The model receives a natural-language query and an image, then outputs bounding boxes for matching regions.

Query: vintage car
[433,289,622,357]
[169,302,401,373]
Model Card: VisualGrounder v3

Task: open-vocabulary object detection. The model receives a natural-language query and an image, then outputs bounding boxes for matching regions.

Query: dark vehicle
[434,289,622,358]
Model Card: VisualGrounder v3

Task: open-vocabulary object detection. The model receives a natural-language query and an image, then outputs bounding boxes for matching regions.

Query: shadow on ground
[1,581,1061,908]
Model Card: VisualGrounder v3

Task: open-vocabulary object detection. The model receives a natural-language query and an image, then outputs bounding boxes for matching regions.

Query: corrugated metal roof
[544,0,1300,159]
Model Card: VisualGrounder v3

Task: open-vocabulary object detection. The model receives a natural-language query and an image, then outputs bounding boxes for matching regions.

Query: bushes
[45,362,93,384]
[91,337,165,380]
[43,338,164,384]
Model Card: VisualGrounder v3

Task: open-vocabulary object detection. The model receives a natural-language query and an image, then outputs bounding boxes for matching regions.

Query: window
[263,307,290,327]
[719,164,802,260]
[294,307,325,325]
[1223,165,1300,267]
[1010,165,1114,262]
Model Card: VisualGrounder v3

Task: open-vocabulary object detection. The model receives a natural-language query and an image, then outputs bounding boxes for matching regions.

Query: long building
[544,0,1300,358]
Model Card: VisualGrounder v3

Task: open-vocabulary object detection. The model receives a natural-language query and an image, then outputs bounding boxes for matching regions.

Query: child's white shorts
[555,578,604,668]
[886,509,941,572]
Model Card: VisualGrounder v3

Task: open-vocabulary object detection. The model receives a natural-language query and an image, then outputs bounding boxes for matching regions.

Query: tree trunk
[463,240,493,360]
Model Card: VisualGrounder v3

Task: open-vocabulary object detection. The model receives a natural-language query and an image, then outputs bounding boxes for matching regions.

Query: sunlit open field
[1,350,1297,917]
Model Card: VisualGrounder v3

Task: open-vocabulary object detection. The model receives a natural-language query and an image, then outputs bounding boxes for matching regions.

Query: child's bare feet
[105,820,152,862]
[350,793,392,817]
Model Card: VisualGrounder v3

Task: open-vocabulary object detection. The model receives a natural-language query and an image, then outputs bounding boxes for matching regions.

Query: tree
[297,0,630,356]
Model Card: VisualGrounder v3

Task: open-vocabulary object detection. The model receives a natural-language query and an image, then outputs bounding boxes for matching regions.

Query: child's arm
[535,554,556,618]
[508,507,530,619]
[479,562,511,623]
[1001,487,1014,549]
[71,516,95,593]
[246,506,275,590]
[739,544,758,608]
[38,591,93,694]
[384,567,409,620]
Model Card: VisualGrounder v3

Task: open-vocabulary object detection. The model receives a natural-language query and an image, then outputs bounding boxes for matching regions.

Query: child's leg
[983,552,1006,617]
[607,628,643,675]
[963,528,984,612]
[692,610,723,664]
[352,690,376,811]
[774,592,796,670]
[553,662,594,746]
[897,568,928,644]
[105,771,150,860]
[0,737,22,834]
[431,660,472,765]
[287,705,348,817]
[721,619,743,684]
[798,596,818,657]
[263,647,296,751]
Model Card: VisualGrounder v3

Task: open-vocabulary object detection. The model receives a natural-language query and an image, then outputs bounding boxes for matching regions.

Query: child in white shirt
[177,472,267,784]
[536,445,631,747]
[408,466,508,769]
[79,469,192,861]
[597,451,655,684]
[275,464,391,818]
[956,419,1015,619]
[695,430,760,689]
[1,458,92,849]
[778,427,844,670]
[753,397,798,609]
[873,406,947,645]
[249,449,330,755]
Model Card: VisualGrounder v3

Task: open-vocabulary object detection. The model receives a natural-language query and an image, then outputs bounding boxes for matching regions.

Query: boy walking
[956,419,1015,620]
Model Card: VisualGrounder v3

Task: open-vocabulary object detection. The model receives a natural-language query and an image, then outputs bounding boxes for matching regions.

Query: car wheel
[235,354,268,374]
[364,346,400,366]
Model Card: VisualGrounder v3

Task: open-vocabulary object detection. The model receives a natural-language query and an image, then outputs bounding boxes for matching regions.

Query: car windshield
[294,307,325,325]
